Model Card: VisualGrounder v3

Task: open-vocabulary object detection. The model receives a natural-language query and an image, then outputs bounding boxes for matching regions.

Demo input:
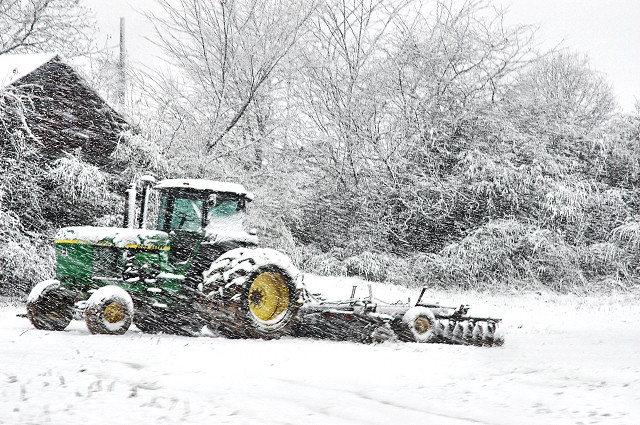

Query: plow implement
[295,285,504,346]
[422,305,504,347]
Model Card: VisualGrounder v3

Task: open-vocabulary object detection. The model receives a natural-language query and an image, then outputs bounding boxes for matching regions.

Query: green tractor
[26,177,302,338]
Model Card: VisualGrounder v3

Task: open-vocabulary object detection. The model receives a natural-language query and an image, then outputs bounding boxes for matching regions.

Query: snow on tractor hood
[55,226,170,250]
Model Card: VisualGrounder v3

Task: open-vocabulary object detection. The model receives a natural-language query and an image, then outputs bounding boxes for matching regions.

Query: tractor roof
[154,179,253,199]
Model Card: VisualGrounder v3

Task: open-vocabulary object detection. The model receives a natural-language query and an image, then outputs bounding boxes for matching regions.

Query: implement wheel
[200,248,301,339]
[399,306,437,343]
[85,286,134,335]
[26,280,73,331]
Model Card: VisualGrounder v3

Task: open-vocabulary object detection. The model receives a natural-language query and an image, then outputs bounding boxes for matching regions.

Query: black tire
[133,304,160,334]
[158,308,203,336]
[85,286,134,335]
[26,280,73,331]
[134,310,202,336]
[134,296,203,337]
[200,248,301,339]
[399,306,437,343]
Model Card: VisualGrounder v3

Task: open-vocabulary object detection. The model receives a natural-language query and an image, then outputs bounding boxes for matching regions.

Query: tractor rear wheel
[85,286,134,335]
[26,280,73,331]
[200,248,301,339]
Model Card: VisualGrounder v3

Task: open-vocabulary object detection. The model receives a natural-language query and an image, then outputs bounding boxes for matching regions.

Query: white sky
[83,0,640,111]
[500,0,640,111]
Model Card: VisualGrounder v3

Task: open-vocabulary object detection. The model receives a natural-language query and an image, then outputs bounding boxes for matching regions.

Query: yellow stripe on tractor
[55,239,170,251]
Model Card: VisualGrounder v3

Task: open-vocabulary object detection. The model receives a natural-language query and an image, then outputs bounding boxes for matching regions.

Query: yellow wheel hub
[414,317,431,334]
[103,302,125,323]
[248,272,290,322]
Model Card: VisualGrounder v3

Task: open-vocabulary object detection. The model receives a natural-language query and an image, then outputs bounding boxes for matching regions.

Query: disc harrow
[429,314,504,347]
[296,284,505,346]
[400,287,504,346]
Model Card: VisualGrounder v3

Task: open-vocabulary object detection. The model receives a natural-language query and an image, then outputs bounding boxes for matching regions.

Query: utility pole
[118,17,127,111]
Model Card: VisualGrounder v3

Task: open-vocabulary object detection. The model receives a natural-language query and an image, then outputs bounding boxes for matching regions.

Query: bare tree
[294,0,537,187]
[0,0,95,56]
[511,51,617,132]
[294,0,409,189]
[292,0,542,252]
[146,0,316,158]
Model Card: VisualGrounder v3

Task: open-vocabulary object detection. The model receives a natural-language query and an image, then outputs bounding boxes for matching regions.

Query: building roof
[0,53,57,88]
[0,53,135,165]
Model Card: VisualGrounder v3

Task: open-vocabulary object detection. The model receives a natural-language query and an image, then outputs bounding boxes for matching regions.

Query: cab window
[170,198,203,231]
[207,197,241,221]
[157,195,203,232]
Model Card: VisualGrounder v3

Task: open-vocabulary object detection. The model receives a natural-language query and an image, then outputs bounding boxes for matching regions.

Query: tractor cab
[148,179,258,266]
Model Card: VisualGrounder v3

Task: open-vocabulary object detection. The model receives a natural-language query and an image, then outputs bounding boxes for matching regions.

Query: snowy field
[1,275,639,425]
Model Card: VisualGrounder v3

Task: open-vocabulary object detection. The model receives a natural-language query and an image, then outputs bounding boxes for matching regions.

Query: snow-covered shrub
[543,181,631,244]
[44,151,123,229]
[440,220,585,292]
[609,220,640,278]
[293,245,347,277]
[0,210,54,297]
[610,220,640,252]
[110,131,168,176]
[344,251,392,282]
[404,253,461,289]
[576,242,634,283]
[48,152,109,204]
[457,148,552,219]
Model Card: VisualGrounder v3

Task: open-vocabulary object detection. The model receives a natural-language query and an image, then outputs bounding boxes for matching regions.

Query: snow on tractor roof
[154,179,252,198]
[0,53,57,87]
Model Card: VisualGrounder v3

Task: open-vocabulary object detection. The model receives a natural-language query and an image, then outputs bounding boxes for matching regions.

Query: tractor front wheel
[26,280,73,331]
[85,286,134,335]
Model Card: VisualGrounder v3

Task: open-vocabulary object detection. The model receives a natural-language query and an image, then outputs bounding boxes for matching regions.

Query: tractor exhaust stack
[138,175,157,229]
[124,183,136,228]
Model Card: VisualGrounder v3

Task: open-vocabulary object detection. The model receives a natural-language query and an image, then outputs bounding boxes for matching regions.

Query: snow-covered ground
[1,275,639,425]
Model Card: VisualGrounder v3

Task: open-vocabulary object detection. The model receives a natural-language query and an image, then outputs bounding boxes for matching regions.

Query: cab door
[158,195,205,266]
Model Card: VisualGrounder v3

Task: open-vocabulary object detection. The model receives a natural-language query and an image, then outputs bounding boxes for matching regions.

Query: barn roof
[0,53,134,166]
[0,53,57,87]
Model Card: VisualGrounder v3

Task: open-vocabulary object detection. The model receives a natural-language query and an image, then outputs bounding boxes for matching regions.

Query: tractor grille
[92,246,121,279]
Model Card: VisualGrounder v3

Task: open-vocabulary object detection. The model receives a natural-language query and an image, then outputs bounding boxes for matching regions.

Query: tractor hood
[55,226,170,251]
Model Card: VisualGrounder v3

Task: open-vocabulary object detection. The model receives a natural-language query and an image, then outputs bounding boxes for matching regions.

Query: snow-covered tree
[0,0,95,56]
